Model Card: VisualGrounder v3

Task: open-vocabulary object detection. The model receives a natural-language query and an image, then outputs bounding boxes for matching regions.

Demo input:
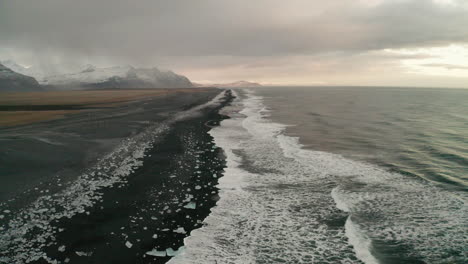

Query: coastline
[0,89,234,263]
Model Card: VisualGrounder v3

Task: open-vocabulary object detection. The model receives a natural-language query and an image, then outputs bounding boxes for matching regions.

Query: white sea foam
[170,89,467,264]
[345,218,378,264]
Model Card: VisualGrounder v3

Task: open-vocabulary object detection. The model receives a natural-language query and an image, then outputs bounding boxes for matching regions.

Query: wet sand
[0,88,233,264]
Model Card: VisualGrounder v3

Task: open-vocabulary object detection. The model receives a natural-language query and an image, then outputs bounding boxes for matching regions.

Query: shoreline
[44,90,234,264]
[0,89,234,263]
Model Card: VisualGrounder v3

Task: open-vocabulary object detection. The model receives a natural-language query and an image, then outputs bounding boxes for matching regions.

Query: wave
[170,89,467,264]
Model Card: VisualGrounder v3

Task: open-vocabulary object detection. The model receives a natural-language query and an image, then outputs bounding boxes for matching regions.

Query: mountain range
[0,60,266,92]
[0,61,193,91]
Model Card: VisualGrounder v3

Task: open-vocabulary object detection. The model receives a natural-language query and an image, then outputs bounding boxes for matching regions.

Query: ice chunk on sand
[125,241,133,248]
[166,246,185,257]
[146,249,166,257]
[58,245,66,252]
[173,227,186,234]
[183,202,196,209]
[195,185,201,190]
[75,251,92,257]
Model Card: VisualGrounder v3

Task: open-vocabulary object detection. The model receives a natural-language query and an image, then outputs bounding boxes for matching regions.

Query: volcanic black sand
[0,88,234,264]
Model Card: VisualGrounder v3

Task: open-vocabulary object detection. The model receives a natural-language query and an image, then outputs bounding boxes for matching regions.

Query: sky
[1,0,468,87]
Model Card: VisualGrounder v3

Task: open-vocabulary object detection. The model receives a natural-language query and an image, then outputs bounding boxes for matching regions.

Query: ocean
[171,87,467,264]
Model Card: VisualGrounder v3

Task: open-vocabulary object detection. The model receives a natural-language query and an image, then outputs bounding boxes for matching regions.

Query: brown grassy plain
[0,88,209,127]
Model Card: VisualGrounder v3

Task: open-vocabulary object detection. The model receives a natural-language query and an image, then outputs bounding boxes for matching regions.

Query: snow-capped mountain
[1,60,193,89]
[0,63,42,92]
[41,65,193,89]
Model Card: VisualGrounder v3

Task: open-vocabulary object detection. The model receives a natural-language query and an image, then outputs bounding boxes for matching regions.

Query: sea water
[171,87,467,264]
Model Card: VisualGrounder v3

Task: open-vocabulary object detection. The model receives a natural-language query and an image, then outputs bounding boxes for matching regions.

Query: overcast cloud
[1,0,468,87]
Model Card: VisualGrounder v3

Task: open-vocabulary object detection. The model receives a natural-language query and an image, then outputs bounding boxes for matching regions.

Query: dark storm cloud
[1,0,467,63]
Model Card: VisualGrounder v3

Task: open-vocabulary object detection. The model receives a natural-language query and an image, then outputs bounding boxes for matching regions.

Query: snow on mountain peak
[0,62,42,91]
[0,60,28,74]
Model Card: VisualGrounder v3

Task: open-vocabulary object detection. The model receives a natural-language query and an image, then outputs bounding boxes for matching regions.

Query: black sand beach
[0,88,234,264]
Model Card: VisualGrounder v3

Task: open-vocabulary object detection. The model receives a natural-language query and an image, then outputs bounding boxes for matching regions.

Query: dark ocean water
[256,87,468,263]
[257,86,468,191]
